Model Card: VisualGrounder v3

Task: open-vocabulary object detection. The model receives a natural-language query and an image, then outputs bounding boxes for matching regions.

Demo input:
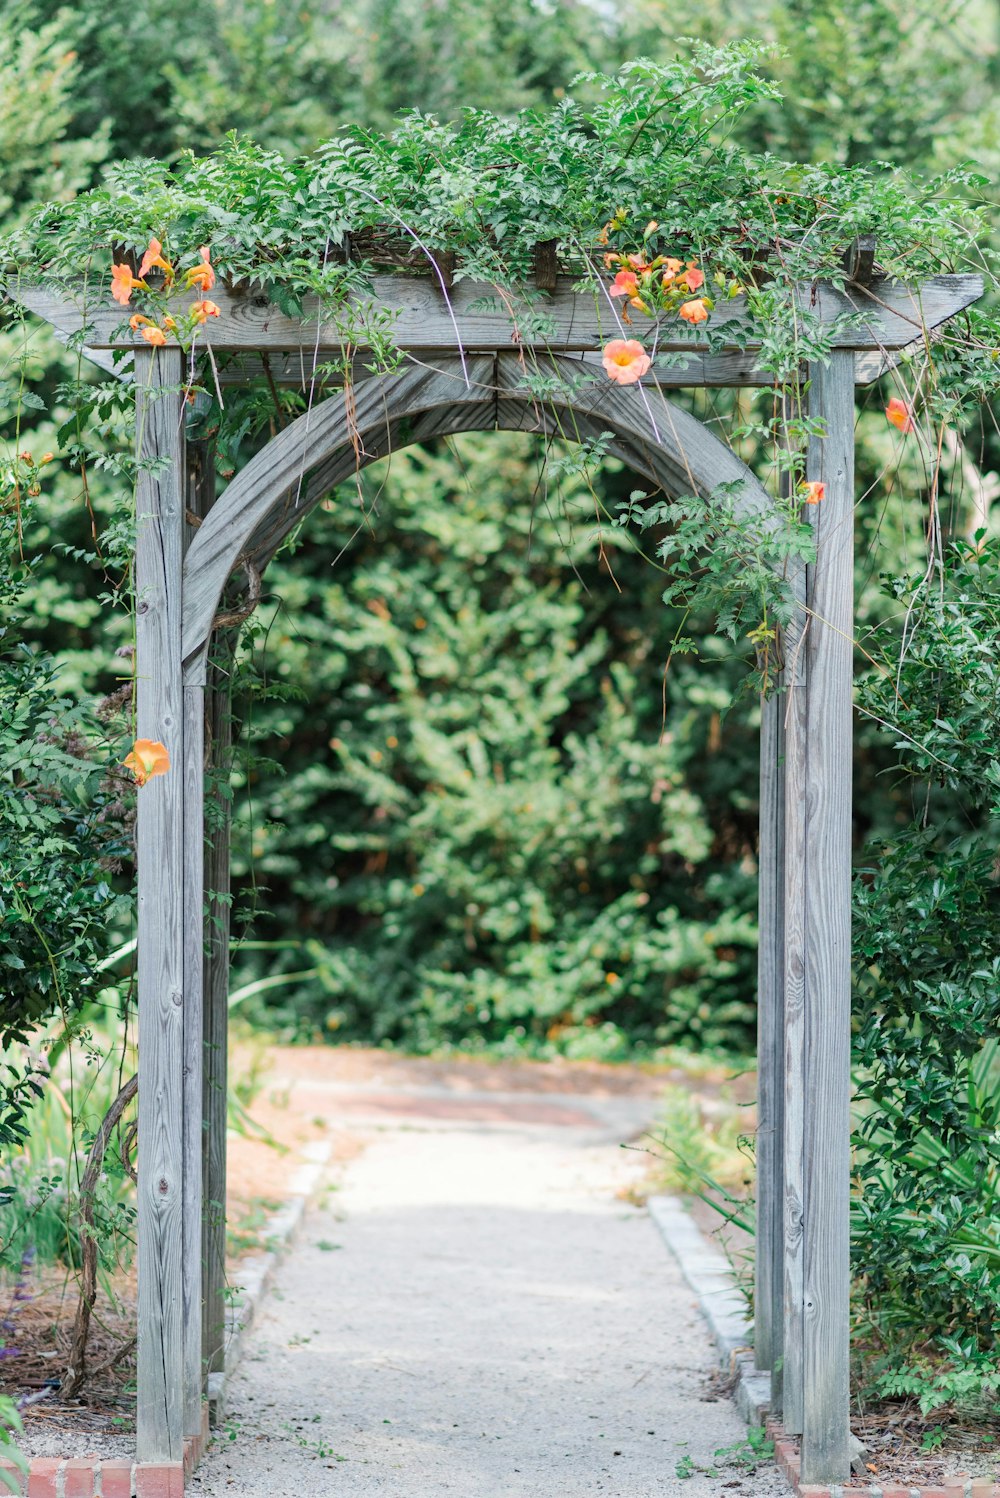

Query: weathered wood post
[182,672,205,1443]
[781,479,809,1439]
[756,686,786,1389]
[202,622,234,1400]
[179,433,235,1419]
[799,352,854,1484]
[183,438,222,1442]
[755,400,797,1393]
[135,347,188,1463]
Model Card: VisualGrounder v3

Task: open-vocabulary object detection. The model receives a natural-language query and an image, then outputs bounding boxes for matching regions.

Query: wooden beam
[181,440,216,1437]
[181,678,205,1441]
[758,408,798,1392]
[202,631,233,1389]
[781,503,809,1436]
[755,660,786,1381]
[244,393,695,581]
[242,385,777,585]
[202,348,783,389]
[187,428,231,1399]
[135,347,187,1464]
[72,347,918,388]
[799,352,854,1486]
[10,272,982,355]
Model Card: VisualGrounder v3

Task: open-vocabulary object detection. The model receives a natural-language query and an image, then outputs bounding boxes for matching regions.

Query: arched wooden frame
[10,268,983,1489]
[156,347,844,1483]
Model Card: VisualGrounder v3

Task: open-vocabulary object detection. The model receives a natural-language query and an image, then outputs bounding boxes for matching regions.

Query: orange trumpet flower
[191,299,221,324]
[111,262,140,306]
[601,339,652,385]
[609,269,639,299]
[123,738,171,787]
[885,397,914,434]
[138,237,174,280]
[679,298,709,325]
[185,245,216,293]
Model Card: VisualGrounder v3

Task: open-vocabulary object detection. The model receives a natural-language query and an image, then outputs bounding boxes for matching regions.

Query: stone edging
[646,1195,769,1426]
[645,1194,1000,1498]
[0,1138,333,1496]
[208,1138,332,1425]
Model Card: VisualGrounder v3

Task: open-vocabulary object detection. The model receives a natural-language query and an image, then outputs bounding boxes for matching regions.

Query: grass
[226,1196,283,1258]
[0,1017,137,1282]
[643,1077,757,1307]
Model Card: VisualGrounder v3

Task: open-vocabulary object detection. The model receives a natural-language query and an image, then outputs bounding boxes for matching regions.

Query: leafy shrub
[0,499,130,1154]
[227,434,764,1055]
[852,538,1000,1407]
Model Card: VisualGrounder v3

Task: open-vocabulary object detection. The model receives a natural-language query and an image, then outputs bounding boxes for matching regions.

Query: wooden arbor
[11,267,982,1486]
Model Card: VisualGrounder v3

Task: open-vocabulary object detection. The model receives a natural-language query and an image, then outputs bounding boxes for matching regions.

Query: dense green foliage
[852,541,1000,1407]
[231,436,767,1054]
[6,45,989,416]
[0,500,127,1151]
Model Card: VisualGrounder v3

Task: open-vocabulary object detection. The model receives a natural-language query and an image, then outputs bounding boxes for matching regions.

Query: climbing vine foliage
[2,44,997,687]
[1,41,998,888]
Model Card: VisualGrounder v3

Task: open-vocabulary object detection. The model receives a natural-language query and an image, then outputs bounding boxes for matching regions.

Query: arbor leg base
[767,1418,998,1497]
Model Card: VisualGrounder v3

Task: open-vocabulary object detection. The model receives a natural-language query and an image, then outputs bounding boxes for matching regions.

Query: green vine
[1,42,998,684]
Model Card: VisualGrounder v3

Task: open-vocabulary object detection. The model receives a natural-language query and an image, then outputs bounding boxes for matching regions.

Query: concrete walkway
[192,1078,783,1497]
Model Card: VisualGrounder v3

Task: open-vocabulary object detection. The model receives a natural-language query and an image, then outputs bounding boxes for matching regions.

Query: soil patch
[850,1402,1000,1489]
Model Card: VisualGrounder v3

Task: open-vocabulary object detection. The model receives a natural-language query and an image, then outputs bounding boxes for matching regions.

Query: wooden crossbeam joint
[533,240,559,294]
[842,235,876,288]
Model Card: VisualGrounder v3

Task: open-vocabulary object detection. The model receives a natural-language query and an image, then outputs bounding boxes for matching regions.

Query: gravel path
[192,1089,783,1497]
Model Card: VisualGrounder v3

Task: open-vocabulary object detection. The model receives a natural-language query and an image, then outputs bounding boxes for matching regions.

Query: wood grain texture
[11,272,982,353]
[180,441,213,1429]
[181,680,204,1439]
[758,408,795,1394]
[799,352,854,1486]
[203,348,783,388]
[180,353,775,675]
[186,446,231,1388]
[239,391,716,585]
[755,683,785,1379]
[781,486,810,1437]
[245,388,751,584]
[202,633,233,1382]
[44,343,926,389]
[134,348,187,1464]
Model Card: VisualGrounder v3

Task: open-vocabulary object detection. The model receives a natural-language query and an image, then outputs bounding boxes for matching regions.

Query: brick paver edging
[0,1417,206,1496]
[0,1416,203,1496]
[768,1419,1000,1498]
[1,1139,333,1495]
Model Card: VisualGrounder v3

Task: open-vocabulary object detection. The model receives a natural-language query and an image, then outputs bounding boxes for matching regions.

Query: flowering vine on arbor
[0,42,992,687]
[113,239,220,347]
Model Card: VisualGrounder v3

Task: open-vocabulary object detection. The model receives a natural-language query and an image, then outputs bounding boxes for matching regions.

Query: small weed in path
[281,1419,346,1463]
[674,1426,774,1479]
